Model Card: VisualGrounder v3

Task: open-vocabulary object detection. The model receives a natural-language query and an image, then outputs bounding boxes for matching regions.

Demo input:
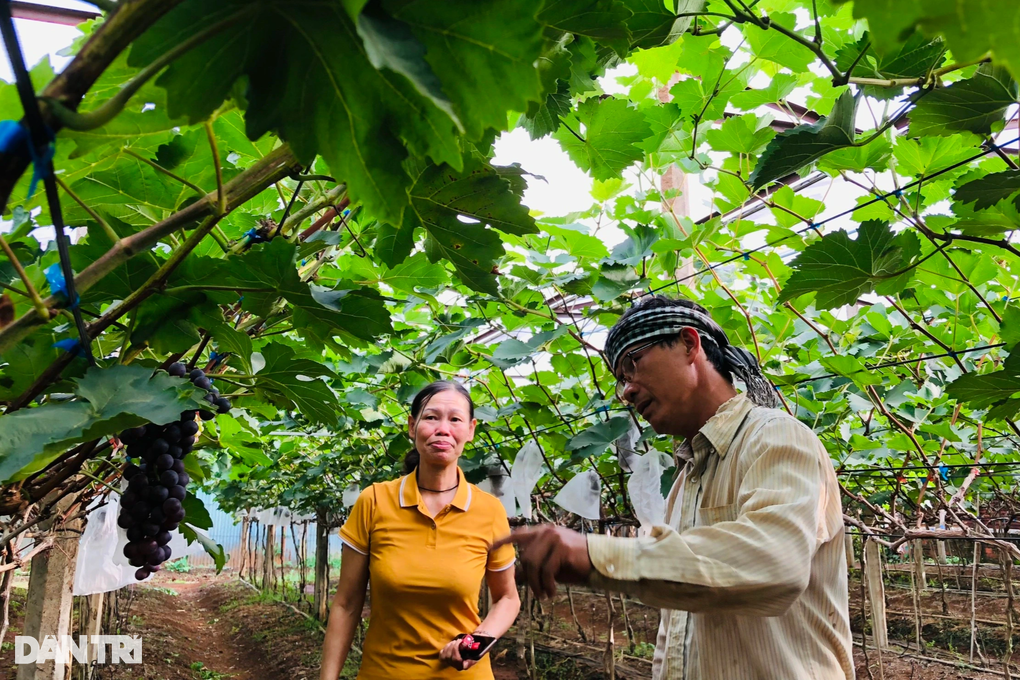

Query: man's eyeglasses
[613,340,661,403]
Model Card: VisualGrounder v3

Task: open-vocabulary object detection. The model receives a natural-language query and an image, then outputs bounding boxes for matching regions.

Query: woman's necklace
[418,481,460,493]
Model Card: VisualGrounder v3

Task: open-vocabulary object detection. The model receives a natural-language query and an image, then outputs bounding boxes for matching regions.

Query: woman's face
[408,389,477,467]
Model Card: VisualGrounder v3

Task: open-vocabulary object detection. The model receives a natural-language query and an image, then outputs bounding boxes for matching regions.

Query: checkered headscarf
[604,305,779,409]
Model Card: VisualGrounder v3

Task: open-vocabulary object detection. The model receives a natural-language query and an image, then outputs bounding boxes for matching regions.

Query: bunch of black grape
[116,362,231,580]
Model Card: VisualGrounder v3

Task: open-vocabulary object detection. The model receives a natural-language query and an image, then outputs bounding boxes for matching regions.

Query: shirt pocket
[697,502,737,526]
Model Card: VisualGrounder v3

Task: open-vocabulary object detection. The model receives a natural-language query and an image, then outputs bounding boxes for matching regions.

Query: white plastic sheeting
[627,451,674,533]
[510,441,544,520]
[478,473,516,517]
[342,483,361,509]
[614,421,642,473]
[73,494,206,596]
[553,470,601,520]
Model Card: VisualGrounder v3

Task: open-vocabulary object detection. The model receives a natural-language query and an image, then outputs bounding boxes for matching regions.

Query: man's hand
[492,525,593,600]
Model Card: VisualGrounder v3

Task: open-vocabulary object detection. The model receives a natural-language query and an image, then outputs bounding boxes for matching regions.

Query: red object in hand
[460,634,481,651]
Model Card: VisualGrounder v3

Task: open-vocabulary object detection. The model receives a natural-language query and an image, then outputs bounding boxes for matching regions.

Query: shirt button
[606,563,615,574]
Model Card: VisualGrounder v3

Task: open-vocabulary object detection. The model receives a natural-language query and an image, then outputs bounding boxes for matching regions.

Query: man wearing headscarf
[497,296,853,680]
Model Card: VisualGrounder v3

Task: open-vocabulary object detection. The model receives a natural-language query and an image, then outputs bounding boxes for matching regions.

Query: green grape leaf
[946,352,1020,415]
[0,365,205,483]
[704,114,775,155]
[180,522,227,572]
[182,493,214,530]
[424,318,487,363]
[565,415,632,460]
[553,97,652,181]
[537,0,633,57]
[1000,306,1020,350]
[487,327,570,369]
[728,73,799,110]
[208,322,254,374]
[954,169,1020,211]
[742,12,817,72]
[850,0,1020,80]
[404,158,538,294]
[623,0,700,50]
[819,355,884,386]
[253,342,340,427]
[908,65,1018,137]
[750,89,857,190]
[778,220,911,309]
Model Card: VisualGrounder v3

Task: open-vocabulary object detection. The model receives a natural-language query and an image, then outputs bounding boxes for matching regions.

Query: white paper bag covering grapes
[511,440,544,519]
[628,451,673,534]
[553,470,601,520]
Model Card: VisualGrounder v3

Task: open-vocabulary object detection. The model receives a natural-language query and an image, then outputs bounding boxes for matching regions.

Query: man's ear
[679,327,701,358]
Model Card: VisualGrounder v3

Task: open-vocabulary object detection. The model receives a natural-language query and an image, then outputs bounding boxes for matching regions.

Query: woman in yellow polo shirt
[320,381,521,679]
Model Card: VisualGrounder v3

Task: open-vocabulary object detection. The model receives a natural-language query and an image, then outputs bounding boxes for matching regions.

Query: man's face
[617,331,699,436]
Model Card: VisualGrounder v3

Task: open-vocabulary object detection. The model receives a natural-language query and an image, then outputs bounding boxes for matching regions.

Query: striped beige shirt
[588,394,853,680]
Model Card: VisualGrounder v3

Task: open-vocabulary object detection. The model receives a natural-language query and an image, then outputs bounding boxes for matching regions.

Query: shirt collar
[399,467,472,512]
[694,393,753,459]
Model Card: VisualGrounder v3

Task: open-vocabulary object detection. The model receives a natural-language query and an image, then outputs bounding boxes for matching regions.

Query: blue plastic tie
[938,464,949,481]
[947,350,958,359]
[52,338,86,358]
[742,253,750,261]
[0,119,54,198]
[44,262,78,308]
[892,189,903,198]
[244,227,268,244]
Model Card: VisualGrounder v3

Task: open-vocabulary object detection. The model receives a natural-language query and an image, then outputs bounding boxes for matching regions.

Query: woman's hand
[439,638,478,672]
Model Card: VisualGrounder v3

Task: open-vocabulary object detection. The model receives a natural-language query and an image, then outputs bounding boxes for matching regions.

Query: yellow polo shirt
[339,467,515,680]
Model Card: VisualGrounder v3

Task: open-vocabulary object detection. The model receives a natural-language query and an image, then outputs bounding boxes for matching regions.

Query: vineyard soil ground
[0,570,1008,679]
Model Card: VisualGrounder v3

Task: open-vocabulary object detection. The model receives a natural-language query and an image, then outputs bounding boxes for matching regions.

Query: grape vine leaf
[565,415,632,461]
[553,97,652,181]
[537,0,633,57]
[624,0,702,50]
[1000,306,1020,350]
[908,65,1018,137]
[704,114,775,155]
[742,12,817,73]
[487,327,570,369]
[750,89,858,190]
[182,493,214,531]
[0,365,205,483]
[954,169,1020,211]
[778,220,914,309]
[179,522,227,572]
[402,158,539,294]
[252,342,340,427]
[946,351,1020,420]
[848,0,1020,79]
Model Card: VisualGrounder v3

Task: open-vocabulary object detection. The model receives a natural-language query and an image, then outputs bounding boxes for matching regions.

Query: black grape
[123,543,138,560]
[149,439,169,456]
[147,563,162,573]
[198,409,215,421]
[126,526,144,542]
[135,567,150,580]
[149,507,166,525]
[123,463,141,480]
[180,420,199,437]
[128,473,147,490]
[140,538,159,556]
[164,424,182,443]
[203,392,216,405]
[189,368,205,382]
[181,410,197,421]
[168,485,186,501]
[177,472,190,487]
[117,512,133,529]
[148,485,169,504]
[171,459,185,475]
[155,530,171,546]
[156,453,174,471]
[168,445,183,459]
[161,520,180,531]
[160,470,179,487]
[180,435,196,449]
[215,397,231,414]
[168,362,187,377]
[131,502,151,520]
[129,556,146,568]
[193,376,212,391]
[167,508,186,523]
[163,498,182,515]
[162,545,172,561]
[120,490,138,508]
[142,521,160,537]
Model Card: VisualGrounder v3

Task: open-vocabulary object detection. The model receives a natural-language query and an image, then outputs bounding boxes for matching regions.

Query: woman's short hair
[403,381,475,473]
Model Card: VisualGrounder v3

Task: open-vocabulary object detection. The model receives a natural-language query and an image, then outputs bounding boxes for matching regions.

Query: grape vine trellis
[0,0,1017,626]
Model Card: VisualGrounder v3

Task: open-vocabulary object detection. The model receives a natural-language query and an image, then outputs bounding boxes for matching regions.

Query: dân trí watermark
[15,635,142,664]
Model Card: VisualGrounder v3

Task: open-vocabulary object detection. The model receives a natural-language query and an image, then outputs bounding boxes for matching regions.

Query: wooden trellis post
[314,508,330,621]
[913,539,927,590]
[864,538,888,650]
[17,495,81,680]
